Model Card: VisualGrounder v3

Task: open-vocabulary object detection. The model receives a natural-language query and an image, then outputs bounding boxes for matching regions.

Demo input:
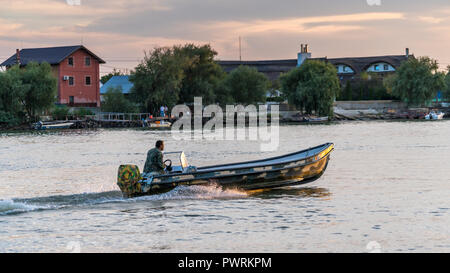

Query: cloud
[200,12,404,36]
[0,18,23,34]
[418,16,445,24]
[0,0,169,16]
[0,0,450,72]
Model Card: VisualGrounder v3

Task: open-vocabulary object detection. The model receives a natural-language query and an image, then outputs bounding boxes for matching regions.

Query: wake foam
[134,184,248,201]
[0,185,248,216]
[0,199,49,215]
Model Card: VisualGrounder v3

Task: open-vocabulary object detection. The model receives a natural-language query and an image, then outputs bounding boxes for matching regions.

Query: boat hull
[33,122,74,130]
[117,143,334,198]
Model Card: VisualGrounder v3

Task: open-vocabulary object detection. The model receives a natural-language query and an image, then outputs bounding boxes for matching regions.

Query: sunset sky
[1,0,450,75]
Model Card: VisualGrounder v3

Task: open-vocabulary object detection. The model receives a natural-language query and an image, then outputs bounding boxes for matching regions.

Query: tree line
[105,44,450,118]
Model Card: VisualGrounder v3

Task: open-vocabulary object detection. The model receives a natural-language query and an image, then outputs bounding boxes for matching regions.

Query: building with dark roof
[218,45,411,84]
[1,45,106,107]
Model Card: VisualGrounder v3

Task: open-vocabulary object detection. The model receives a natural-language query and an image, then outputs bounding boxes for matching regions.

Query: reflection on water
[249,187,331,199]
[0,121,449,252]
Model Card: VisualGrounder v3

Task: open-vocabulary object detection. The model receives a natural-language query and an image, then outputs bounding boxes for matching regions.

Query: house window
[85,76,91,85]
[69,96,74,104]
[85,57,91,66]
[374,65,379,71]
[384,64,389,71]
[69,76,74,86]
[337,64,354,74]
[68,57,74,66]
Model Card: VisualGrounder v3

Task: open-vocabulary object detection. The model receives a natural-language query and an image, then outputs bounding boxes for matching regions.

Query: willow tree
[0,62,57,123]
[19,62,58,121]
[130,44,226,113]
[0,66,24,117]
[175,44,225,105]
[130,47,185,114]
[0,66,23,125]
[280,60,340,118]
[384,57,445,106]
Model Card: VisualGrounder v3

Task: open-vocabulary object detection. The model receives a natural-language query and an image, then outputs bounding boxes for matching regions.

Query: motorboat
[425,111,445,120]
[148,121,172,128]
[117,143,334,198]
[33,121,74,130]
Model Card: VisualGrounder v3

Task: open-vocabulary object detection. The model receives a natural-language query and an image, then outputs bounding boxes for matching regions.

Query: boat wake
[134,185,248,202]
[0,185,248,216]
[0,199,47,215]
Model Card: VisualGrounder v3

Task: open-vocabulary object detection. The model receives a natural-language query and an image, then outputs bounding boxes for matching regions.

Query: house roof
[217,54,409,80]
[100,75,133,95]
[0,45,106,67]
[327,55,409,74]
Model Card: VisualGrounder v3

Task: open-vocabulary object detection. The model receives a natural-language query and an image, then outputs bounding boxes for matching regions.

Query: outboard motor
[117,165,143,197]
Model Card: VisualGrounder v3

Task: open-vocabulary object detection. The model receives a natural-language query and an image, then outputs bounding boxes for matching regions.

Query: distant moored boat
[33,121,74,130]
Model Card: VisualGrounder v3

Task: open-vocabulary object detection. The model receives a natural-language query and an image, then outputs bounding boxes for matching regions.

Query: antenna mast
[239,36,242,62]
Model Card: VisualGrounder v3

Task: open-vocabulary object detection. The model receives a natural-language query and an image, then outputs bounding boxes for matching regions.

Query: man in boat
[143,140,165,175]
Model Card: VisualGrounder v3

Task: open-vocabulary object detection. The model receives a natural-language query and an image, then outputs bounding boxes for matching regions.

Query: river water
[0,121,449,253]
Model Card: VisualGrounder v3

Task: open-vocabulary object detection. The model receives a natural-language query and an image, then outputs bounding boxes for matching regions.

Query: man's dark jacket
[144,148,164,173]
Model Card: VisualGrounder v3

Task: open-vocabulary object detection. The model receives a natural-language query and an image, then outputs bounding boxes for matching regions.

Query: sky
[0,0,450,75]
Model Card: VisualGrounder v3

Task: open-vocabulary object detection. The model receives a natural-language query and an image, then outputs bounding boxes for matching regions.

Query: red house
[0,45,105,107]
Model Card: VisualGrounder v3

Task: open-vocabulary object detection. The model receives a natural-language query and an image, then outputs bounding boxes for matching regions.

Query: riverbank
[1,104,449,131]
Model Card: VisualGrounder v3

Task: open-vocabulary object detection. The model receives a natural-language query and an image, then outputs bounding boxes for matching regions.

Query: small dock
[67,113,176,129]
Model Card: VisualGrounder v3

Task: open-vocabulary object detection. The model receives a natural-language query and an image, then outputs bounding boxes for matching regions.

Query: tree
[384,57,445,106]
[340,73,395,101]
[175,44,225,104]
[101,68,123,84]
[444,66,450,101]
[130,46,185,113]
[213,81,234,105]
[0,66,24,116]
[220,65,269,105]
[101,86,138,113]
[19,62,58,120]
[0,62,57,122]
[280,60,340,118]
[130,44,227,113]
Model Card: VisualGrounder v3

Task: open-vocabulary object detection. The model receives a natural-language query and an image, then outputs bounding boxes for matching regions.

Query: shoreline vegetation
[2,44,450,131]
[1,104,449,132]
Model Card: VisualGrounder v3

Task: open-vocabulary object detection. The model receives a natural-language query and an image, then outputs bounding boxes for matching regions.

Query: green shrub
[0,110,20,126]
[337,78,398,101]
[52,105,70,120]
[266,96,285,103]
[74,108,94,117]
[102,86,139,113]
